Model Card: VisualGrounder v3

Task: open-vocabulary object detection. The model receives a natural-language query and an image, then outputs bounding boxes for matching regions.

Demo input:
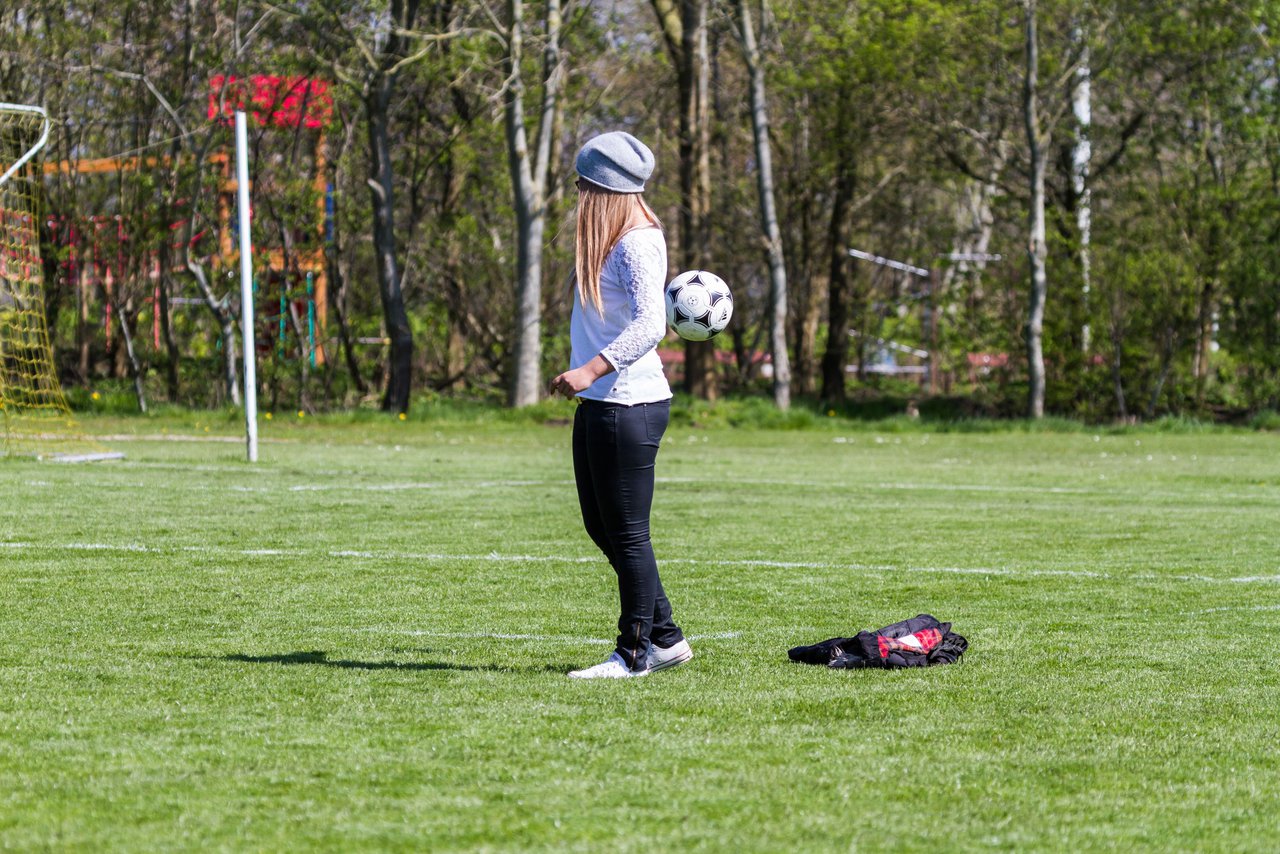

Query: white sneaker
[568,652,650,679]
[647,639,693,673]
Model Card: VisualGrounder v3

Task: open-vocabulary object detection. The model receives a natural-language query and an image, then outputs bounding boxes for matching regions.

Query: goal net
[1,103,118,461]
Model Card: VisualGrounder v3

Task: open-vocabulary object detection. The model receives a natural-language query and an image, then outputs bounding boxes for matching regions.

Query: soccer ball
[664,270,733,341]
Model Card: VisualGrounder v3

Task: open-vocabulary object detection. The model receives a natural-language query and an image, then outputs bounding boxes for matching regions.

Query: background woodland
[2,0,1277,421]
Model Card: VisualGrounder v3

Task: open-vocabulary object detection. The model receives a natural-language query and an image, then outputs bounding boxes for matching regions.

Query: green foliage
[7,0,1280,421]
[1249,410,1280,431]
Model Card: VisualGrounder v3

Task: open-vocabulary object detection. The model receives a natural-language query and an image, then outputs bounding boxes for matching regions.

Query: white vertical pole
[235,111,258,463]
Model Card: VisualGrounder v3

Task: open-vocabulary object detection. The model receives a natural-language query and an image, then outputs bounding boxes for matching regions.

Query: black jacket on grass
[788,614,968,669]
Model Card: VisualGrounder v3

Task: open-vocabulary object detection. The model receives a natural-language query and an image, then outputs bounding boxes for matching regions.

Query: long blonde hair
[575,186,661,314]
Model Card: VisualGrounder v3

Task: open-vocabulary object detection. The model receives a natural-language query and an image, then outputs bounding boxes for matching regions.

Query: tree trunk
[277,223,313,413]
[439,70,474,393]
[652,0,716,400]
[296,0,428,410]
[791,100,820,397]
[440,158,467,391]
[323,189,368,396]
[794,261,822,396]
[114,298,147,412]
[736,0,789,410]
[946,172,1002,291]
[178,113,240,405]
[185,254,240,406]
[819,161,856,402]
[1145,327,1178,419]
[686,0,715,399]
[438,124,472,393]
[1110,329,1128,420]
[1192,113,1225,404]
[365,77,413,413]
[504,0,561,408]
[942,164,1003,393]
[1023,0,1047,419]
[319,117,367,395]
[157,241,180,401]
[1071,23,1093,355]
[1193,273,1216,399]
[76,249,91,382]
[508,176,545,407]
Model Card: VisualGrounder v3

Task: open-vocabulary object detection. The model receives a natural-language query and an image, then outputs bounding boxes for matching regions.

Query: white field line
[96,433,294,444]
[1186,604,1280,616]
[286,480,561,492]
[653,476,1097,495]
[2,540,1279,585]
[27,477,1097,496]
[875,482,1096,495]
[21,468,1274,504]
[121,462,277,473]
[396,629,742,645]
[27,466,570,491]
[329,549,600,563]
[664,477,1278,505]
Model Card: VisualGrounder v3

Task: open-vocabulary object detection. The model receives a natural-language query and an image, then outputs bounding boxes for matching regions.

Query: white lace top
[570,227,673,404]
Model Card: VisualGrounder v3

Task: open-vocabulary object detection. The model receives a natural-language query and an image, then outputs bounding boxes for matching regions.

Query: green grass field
[3,410,1279,851]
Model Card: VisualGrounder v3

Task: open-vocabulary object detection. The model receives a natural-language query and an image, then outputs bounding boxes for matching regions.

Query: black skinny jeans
[573,398,683,670]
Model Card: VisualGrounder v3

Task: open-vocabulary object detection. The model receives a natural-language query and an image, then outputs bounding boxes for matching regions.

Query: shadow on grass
[212,650,573,675]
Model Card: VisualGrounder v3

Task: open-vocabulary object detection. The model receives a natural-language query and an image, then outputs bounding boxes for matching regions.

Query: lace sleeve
[600,230,668,371]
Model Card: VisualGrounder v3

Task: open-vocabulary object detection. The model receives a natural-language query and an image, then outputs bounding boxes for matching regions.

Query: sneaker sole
[568,666,651,679]
[648,648,693,673]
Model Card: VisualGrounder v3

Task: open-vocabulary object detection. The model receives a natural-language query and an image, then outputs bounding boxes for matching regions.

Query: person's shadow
[211,650,573,674]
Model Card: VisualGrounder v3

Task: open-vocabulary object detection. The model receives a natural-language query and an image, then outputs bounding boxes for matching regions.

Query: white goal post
[0,102,50,188]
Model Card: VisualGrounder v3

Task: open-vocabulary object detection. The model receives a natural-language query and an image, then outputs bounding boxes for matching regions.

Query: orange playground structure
[44,75,333,365]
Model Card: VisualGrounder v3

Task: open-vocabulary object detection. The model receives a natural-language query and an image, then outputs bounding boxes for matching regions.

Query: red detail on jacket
[877,627,943,659]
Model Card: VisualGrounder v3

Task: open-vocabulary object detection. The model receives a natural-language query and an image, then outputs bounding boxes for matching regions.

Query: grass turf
[2,412,1278,851]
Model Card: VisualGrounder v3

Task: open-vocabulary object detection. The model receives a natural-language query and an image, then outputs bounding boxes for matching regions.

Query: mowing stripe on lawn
[3,540,1278,585]
[27,468,1279,505]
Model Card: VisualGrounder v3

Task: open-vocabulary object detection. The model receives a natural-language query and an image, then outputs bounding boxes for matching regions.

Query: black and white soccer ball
[664,270,733,341]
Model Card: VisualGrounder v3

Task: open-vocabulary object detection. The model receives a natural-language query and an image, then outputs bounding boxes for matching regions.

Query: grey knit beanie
[575,131,654,193]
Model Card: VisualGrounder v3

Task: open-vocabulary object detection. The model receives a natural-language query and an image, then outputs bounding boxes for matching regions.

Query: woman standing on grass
[549,131,693,679]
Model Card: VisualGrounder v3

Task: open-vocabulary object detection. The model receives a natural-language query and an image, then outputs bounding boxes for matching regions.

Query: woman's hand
[548,367,592,398]
[549,355,615,398]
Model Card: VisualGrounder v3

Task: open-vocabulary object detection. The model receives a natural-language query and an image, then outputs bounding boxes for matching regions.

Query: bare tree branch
[71,65,189,138]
